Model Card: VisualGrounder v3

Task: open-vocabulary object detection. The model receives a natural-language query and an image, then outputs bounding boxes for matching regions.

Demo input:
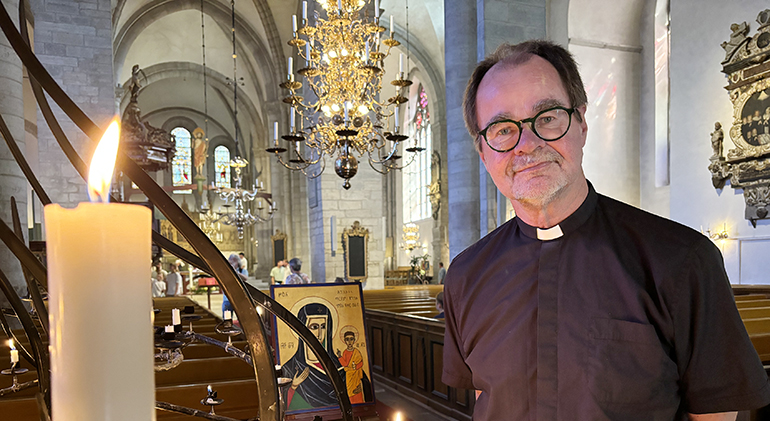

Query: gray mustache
[506,149,563,175]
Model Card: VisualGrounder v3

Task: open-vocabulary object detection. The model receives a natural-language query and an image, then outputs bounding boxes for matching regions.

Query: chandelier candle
[8,339,18,364]
[44,120,155,421]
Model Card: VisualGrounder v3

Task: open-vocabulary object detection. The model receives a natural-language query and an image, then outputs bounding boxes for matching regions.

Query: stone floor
[186,290,457,421]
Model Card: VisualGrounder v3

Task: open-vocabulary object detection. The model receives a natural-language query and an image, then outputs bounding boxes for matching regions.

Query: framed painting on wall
[271,283,376,419]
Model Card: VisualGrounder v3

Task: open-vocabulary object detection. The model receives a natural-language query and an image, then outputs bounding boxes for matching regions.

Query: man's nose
[514,124,546,154]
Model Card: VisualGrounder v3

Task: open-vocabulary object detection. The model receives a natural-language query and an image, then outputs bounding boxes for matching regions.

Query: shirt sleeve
[442,270,475,390]
[673,238,770,413]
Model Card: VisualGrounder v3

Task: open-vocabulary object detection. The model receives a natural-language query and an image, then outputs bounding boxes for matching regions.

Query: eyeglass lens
[484,107,572,151]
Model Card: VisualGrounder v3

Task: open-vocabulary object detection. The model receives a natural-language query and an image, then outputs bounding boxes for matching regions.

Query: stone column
[0,0,27,300]
[445,0,480,260]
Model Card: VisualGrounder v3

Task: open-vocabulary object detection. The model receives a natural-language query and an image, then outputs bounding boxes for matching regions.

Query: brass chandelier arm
[0,266,50,410]
[11,198,49,337]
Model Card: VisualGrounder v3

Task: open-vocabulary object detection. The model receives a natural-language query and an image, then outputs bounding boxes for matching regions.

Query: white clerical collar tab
[536,225,563,241]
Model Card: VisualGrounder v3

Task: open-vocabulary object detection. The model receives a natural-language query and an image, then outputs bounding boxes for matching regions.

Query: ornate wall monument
[710,9,770,226]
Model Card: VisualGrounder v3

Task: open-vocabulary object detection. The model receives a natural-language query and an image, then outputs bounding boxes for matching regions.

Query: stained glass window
[214,145,231,188]
[403,85,432,223]
[171,127,192,194]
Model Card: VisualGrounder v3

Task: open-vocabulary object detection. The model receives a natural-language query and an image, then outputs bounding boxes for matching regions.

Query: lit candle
[273,121,279,143]
[302,1,308,20]
[45,119,154,421]
[399,53,404,73]
[9,339,18,364]
[290,107,296,130]
[292,14,297,33]
[224,310,232,321]
[390,15,394,35]
[172,308,181,325]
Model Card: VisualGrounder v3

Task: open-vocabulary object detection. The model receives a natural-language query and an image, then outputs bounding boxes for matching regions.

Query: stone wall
[32,0,114,208]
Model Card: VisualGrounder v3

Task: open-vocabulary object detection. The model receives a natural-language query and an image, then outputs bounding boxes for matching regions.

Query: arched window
[403,84,432,223]
[171,127,192,194]
[214,145,231,188]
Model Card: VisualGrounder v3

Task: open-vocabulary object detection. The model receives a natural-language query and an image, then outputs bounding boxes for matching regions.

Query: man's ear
[576,105,588,136]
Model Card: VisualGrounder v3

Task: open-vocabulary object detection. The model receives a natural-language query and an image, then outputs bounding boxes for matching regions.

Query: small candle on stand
[287,57,293,81]
[224,311,232,321]
[399,53,404,74]
[365,41,370,62]
[374,0,379,18]
[390,15,394,36]
[290,107,296,131]
[172,308,181,325]
[344,102,349,124]
[9,339,18,364]
[305,42,311,65]
[45,119,154,421]
[395,106,400,130]
[338,0,342,12]
[302,1,307,20]
[292,14,297,34]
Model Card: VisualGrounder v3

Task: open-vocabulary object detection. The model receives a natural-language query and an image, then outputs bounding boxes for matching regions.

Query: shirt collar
[515,181,598,241]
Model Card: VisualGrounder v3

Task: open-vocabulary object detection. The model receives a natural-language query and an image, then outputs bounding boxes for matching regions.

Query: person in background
[239,252,248,274]
[151,260,167,298]
[434,292,444,319]
[270,260,288,285]
[437,262,447,285]
[222,253,248,317]
[285,258,311,284]
[165,261,183,297]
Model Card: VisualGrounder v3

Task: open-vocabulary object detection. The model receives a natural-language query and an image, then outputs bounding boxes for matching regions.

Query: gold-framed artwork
[710,9,770,226]
[271,283,375,419]
[342,221,369,282]
[271,229,287,266]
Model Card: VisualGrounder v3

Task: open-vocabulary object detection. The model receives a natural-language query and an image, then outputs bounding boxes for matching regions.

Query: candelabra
[269,0,424,189]
[208,157,275,239]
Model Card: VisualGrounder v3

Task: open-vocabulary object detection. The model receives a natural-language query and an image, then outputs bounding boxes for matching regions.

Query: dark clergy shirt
[442,185,770,421]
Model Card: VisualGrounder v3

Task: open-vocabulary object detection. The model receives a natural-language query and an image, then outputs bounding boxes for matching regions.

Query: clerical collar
[516,182,598,241]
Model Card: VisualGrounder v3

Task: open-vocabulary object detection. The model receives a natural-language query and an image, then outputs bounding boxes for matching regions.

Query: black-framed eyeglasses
[478,106,577,153]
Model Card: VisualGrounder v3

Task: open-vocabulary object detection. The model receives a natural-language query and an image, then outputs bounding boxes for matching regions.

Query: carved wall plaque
[710,9,770,226]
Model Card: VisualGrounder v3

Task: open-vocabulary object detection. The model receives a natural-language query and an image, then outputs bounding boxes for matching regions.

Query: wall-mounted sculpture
[709,9,770,227]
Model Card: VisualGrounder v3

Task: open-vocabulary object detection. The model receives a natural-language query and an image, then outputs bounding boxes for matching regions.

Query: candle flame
[394,412,402,421]
[87,119,120,203]
[207,385,212,394]
[8,339,14,350]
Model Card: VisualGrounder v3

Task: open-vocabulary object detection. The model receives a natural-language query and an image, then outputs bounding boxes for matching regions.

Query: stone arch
[113,0,282,106]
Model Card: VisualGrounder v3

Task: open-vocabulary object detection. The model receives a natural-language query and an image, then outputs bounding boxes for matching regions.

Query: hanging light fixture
[267,0,424,189]
[209,0,275,239]
[399,222,419,252]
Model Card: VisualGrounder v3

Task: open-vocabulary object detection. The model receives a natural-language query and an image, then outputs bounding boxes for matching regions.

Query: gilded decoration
[342,221,369,282]
[160,219,243,252]
[710,9,770,226]
[271,229,288,266]
[428,150,441,220]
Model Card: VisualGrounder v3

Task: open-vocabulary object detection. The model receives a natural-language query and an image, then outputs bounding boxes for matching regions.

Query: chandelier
[267,0,424,189]
[400,222,420,252]
[204,0,275,239]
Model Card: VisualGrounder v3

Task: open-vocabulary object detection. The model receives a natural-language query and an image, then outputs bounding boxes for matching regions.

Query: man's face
[476,56,587,207]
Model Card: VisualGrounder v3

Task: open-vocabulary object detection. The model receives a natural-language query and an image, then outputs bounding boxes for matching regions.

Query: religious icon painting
[271,282,375,419]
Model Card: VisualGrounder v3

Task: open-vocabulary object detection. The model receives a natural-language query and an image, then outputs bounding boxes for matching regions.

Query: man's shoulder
[597,194,706,243]
[445,219,519,286]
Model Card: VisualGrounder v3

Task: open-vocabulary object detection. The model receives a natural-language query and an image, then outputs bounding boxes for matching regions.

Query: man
[436,262,447,284]
[433,292,444,319]
[442,40,770,420]
[239,252,249,274]
[165,261,183,297]
[285,258,310,284]
[270,260,287,285]
[151,260,167,298]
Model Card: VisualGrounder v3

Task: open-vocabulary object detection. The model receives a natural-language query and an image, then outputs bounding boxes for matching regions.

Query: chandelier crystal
[400,222,420,252]
[268,0,424,189]
[209,158,275,239]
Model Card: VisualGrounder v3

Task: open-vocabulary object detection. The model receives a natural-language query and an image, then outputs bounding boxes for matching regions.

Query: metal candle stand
[0,363,35,397]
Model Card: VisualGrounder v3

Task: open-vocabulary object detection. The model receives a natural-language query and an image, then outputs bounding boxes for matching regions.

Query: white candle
[172,308,181,325]
[292,15,297,33]
[365,41,370,61]
[302,1,308,20]
[224,310,232,320]
[287,57,293,78]
[260,181,264,190]
[165,325,174,333]
[45,119,154,421]
[344,102,349,122]
[305,42,311,65]
[290,107,296,130]
[399,53,404,73]
[374,0,379,18]
[390,15,394,35]
[395,106,400,128]
[338,0,342,11]
[273,121,279,142]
